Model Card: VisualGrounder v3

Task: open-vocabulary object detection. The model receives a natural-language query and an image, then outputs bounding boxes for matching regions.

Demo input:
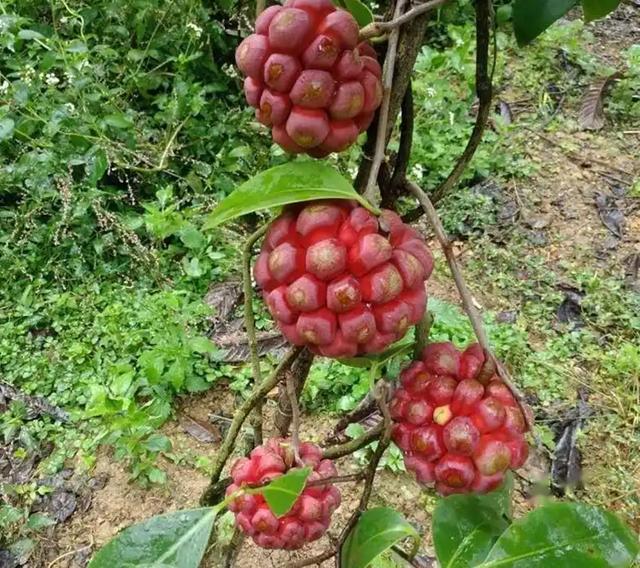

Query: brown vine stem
[322,421,384,460]
[359,0,449,40]
[286,371,302,465]
[201,346,304,506]
[363,0,407,204]
[405,180,536,436]
[402,0,493,222]
[243,224,269,447]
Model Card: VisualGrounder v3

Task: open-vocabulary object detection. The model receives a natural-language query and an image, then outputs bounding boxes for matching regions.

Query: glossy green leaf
[260,467,311,517]
[86,148,109,185]
[88,507,218,568]
[513,0,577,46]
[341,507,420,568]
[433,481,513,568]
[204,162,376,229]
[582,0,622,22]
[344,0,374,26]
[478,502,640,567]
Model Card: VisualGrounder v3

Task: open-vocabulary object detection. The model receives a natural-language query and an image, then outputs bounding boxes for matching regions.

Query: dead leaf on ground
[204,279,243,330]
[624,252,640,292]
[181,416,221,444]
[499,99,513,124]
[594,192,625,238]
[556,285,584,327]
[579,72,623,131]
[212,330,288,362]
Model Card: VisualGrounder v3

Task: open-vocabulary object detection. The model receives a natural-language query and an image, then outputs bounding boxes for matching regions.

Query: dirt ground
[27,7,640,568]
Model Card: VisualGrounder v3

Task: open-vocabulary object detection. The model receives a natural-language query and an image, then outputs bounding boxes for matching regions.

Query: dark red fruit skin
[256,200,433,357]
[235,3,383,156]
[390,341,530,495]
[227,438,341,550]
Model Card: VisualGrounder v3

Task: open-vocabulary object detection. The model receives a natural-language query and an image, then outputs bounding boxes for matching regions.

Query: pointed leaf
[0,118,15,141]
[88,507,219,568]
[341,507,420,568]
[513,0,577,46]
[204,162,376,229]
[344,0,374,26]
[260,467,311,517]
[433,481,513,568]
[582,0,622,22]
[478,502,639,567]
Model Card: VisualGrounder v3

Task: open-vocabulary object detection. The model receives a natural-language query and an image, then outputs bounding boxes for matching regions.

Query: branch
[405,180,535,435]
[322,421,384,460]
[275,348,314,436]
[363,0,407,204]
[286,370,302,465]
[242,224,270,446]
[359,0,449,40]
[402,0,493,222]
[201,346,304,505]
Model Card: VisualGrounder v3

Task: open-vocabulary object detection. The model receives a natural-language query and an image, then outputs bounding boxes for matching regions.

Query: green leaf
[341,507,420,568]
[88,507,218,568]
[26,513,55,531]
[582,0,622,22]
[260,467,311,517]
[148,467,167,485]
[343,0,374,26]
[433,484,512,568]
[190,336,215,354]
[18,29,45,40]
[0,118,15,141]
[513,0,577,46]
[478,502,640,567]
[103,113,133,129]
[144,434,172,453]
[179,226,205,249]
[86,148,109,186]
[204,162,376,229]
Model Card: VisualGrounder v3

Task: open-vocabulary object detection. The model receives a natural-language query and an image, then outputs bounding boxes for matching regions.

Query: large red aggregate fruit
[390,342,530,495]
[226,438,341,550]
[254,200,434,357]
[235,0,383,156]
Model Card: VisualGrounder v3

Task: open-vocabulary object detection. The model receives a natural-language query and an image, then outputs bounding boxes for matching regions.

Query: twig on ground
[47,538,94,568]
[287,548,337,568]
[359,0,449,40]
[405,180,536,436]
[322,421,384,460]
[363,0,407,204]
[201,346,304,505]
[402,0,493,222]
[286,370,302,464]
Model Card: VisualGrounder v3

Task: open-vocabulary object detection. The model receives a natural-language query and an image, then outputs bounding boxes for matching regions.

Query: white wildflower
[425,87,436,98]
[411,164,424,178]
[222,63,238,78]
[0,80,9,95]
[186,22,203,38]
[45,73,60,86]
[60,16,69,24]
[20,65,36,85]
[64,102,76,113]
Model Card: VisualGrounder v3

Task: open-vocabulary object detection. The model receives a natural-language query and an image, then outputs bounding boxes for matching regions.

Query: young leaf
[582,0,622,22]
[88,507,219,568]
[478,502,640,567]
[433,486,512,568]
[343,0,374,27]
[513,0,577,46]
[260,467,311,517]
[204,161,376,229]
[341,507,420,568]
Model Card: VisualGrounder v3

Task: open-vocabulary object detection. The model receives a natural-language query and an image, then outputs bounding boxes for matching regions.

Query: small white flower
[425,87,436,98]
[45,72,60,86]
[186,22,203,38]
[222,63,238,78]
[64,102,76,113]
[60,16,69,24]
[0,80,9,94]
[411,164,424,178]
[20,65,36,85]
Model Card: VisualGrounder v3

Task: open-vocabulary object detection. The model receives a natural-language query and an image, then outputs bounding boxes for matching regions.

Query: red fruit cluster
[254,200,434,357]
[390,342,530,495]
[226,439,341,550]
[235,0,383,157]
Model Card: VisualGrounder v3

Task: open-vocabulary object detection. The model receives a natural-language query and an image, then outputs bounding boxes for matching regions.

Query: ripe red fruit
[235,3,383,156]
[390,341,530,495]
[255,200,434,356]
[227,439,341,550]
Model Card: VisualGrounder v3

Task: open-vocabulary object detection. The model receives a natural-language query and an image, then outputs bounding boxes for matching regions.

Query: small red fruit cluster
[226,439,341,550]
[254,200,434,357]
[390,342,529,495]
[235,0,383,157]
